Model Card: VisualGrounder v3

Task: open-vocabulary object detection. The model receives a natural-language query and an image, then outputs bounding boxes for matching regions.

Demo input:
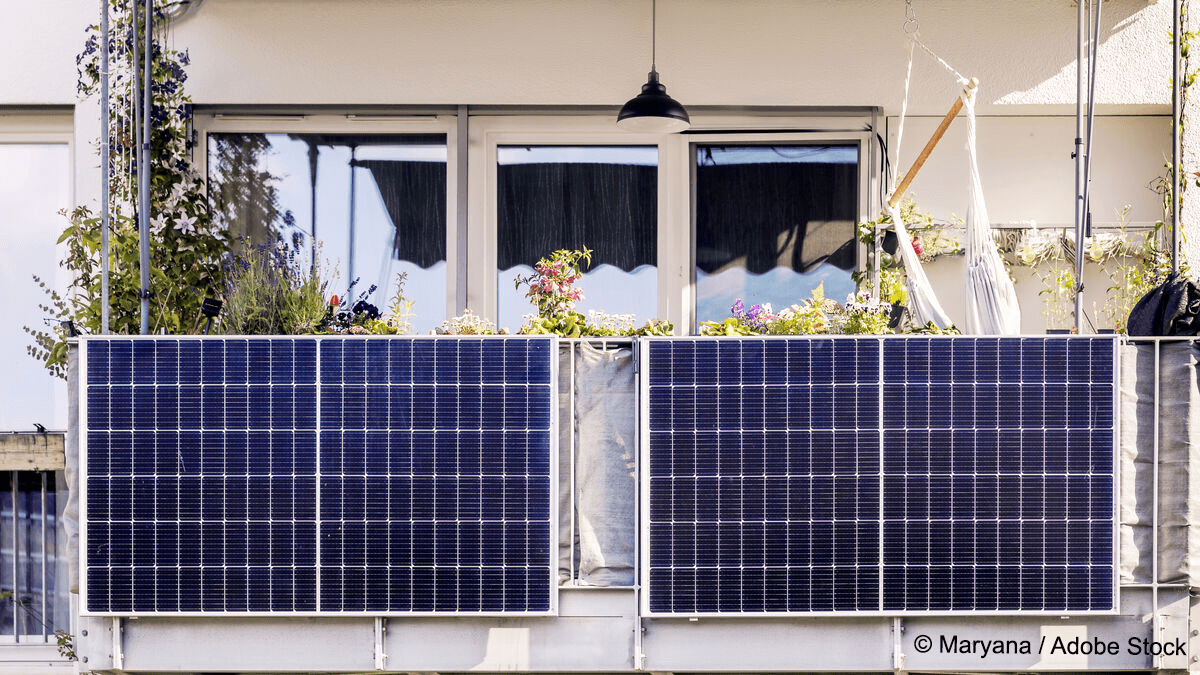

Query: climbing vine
[26,0,230,378]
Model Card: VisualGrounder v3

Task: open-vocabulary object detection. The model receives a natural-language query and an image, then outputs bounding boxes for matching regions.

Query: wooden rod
[888,77,978,209]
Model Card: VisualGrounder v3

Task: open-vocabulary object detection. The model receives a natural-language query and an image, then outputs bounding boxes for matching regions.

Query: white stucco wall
[166,0,1169,112]
[0,0,1172,112]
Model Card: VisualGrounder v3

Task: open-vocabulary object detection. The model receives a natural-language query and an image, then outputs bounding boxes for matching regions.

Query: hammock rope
[885,2,1020,334]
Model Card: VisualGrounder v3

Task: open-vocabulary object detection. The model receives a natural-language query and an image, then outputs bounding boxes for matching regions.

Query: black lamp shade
[617,70,690,133]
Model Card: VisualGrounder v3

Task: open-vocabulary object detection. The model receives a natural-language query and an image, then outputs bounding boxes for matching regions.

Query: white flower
[176,214,198,234]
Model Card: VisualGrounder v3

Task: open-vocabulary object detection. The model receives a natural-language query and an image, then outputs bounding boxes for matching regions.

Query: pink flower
[912,235,924,256]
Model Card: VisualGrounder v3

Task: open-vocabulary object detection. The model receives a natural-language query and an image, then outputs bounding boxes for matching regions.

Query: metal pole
[1073,0,1088,332]
[1152,341,1162,668]
[39,473,46,643]
[456,105,469,315]
[100,0,111,334]
[1082,0,1102,241]
[348,145,357,288]
[308,141,319,273]
[138,0,153,335]
[11,472,19,641]
[130,0,141,332]
[1173,0,1183,273]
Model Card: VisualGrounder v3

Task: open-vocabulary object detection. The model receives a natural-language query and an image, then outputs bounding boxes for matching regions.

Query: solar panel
[642,336,1117,615]
[82,336,556,615]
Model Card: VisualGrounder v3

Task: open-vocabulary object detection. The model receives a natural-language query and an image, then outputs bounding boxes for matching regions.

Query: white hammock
[885,201,953,329]
[887,75,1021,334]
[961,86,1022,335]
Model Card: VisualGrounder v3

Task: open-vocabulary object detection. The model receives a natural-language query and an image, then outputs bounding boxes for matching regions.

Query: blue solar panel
[643,336,1117,615]
[83,336,555,615]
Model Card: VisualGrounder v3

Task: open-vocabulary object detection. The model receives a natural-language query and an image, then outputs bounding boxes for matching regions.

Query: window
[203,113,873,334]
[0,122,70,431]
[693,144,859,324]
[495,146,658,331]
[0,471,66,642]
[202,116,457,335]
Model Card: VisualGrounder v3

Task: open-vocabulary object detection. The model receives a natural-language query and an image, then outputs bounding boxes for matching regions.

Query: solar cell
[643,336,1118,615]
[83,336,556,615]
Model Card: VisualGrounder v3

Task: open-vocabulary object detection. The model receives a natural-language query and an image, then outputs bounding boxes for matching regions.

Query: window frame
[193,112,461,325]
[684,131,874,331]
[0,110,73,432]
[195,110,881,333]
[466,115,676,326]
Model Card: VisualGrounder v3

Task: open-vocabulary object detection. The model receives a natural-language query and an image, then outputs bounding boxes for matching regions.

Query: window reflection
[208,133,448,334]
[496,146,658,332]
[694,145,858,324]
[0,144,68,430]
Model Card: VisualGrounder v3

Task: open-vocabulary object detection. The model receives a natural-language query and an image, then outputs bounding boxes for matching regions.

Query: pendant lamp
[617,0,690,133]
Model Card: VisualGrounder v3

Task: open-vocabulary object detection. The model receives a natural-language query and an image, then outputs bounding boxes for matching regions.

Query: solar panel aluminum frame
[638,335,1120,618]
[79,335,559,617]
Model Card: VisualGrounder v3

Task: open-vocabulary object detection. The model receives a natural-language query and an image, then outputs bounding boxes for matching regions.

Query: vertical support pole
[348,145,358,288]
[308,141,320,273]
[1153,340,1162,668]
[137,0,153,335]
[1073,0,1088,332]
[130,0,142,328]
[892,617,905,671]
[100,0,111,334]
[568,341,577,584]
[374,617,387,670]
[11,471,19,641]
[456,105,470,314]
[111,616,124,671]
[633,339,645,671]
[871,109,881,301]
[40,472,47,643]
[1173,0,1183,273]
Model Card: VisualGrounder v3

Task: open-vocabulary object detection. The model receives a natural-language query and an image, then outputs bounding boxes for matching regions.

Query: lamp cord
[651,0,657,73]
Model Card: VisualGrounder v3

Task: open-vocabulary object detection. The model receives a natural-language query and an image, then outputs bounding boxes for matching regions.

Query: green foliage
[1104,221,1175,332]
[219,242,327,335]
[320,281,399,335]
[1037,266,1075,331]
[698,317,760,336]
[384,272,416,335]
[26,0,229,376]
[515,247,674,337]
[906,321,961,335]
[699,286,832,336]
[853,197,945,328]
[840,290,893,335]
[55,629,76,661]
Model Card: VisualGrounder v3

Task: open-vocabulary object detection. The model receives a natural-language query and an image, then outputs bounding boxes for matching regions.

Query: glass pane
[0,144,68,431]
[694,145,857,324]
[208,133,448,334]
[0,472,63,636]
[497,146,657,332]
